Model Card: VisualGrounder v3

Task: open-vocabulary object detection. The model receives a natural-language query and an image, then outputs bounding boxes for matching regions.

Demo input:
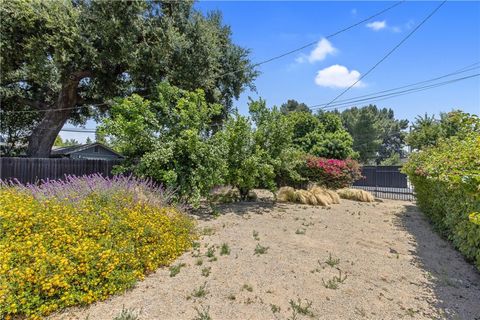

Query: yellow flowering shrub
[0,187,195,319]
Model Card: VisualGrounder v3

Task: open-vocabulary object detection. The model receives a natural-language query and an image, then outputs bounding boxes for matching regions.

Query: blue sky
[63,1,480,142]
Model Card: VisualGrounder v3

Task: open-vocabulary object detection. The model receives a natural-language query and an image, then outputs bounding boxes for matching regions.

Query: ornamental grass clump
[337,188,375,202]
[0,174,196,319]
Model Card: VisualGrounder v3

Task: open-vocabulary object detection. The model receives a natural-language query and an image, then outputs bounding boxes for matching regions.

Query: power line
[217,1,405,77]
[60,128,97,133]
[309,62,480,109]
[58,73,479,134]
[322,0,447,109]
[310,73,480,111]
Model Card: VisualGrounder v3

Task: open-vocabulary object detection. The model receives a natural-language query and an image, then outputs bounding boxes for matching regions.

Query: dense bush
[100,83,359,203]
[99,83,227,206]
[403,134,480,270]
[0,175,195,318]
[301,156,362,189]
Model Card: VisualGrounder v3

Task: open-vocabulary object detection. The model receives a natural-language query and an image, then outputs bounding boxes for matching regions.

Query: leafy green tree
[1,0,256,157]
[0,102,40,155]
[406,113,441,150]
[248,99,305,187]
[286,111,356,159]
[53,136,80,147]
[338,105,408,164]
[218,113,275,199]
[280,99,311,114]
[99,83,227,205]
[407,110,480,150]
[85,137,93,144]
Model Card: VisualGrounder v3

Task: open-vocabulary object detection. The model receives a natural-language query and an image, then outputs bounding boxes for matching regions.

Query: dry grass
[276,186,340,206]
[337,188,375,202]
[277,187,297,203]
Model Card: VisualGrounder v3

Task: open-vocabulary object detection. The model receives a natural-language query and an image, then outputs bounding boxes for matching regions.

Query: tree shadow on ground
[190,200,280,221]
[396,204,480,320]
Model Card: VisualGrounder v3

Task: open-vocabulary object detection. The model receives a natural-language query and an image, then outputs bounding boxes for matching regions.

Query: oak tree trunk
[27,74,84,157]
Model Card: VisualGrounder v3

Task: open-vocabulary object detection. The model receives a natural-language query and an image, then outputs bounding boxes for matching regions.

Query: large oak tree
[0,0,256,157]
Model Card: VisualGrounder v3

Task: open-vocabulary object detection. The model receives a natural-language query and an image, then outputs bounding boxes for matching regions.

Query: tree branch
[16,97,50,110]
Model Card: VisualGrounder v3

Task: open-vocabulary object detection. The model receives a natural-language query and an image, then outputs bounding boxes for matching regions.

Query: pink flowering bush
[301,156,362,189]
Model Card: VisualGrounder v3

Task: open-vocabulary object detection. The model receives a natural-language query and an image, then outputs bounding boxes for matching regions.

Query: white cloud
[366,20,387,31]
[314,65,365,88]
[296,38,336,64]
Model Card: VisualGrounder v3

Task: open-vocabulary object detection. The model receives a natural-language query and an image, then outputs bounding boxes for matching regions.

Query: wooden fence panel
[0,157,123,184]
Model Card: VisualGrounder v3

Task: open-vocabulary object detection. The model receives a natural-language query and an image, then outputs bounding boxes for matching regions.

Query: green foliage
[289,111,356,160]
[407,110,480,150]
[280,99,311,114]
[0,103,41,156]
[337,105,408,164]
[219,112,275,199]
[406,113,443,150]
[99,83,227,206]
[1,0,256,156]
[54,136,80,147]
[249,99,305,187]
[380,152,401,166]
[101,89,361,203]
[403,133,480,270]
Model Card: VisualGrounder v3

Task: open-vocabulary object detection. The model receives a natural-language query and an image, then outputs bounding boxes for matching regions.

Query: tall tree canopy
[407,110,480,150]
[0,0,257,157]
[335,105,408,164]
[280,99,311,114]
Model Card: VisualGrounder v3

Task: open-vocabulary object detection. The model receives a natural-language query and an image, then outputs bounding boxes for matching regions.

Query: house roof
[50,143,124,158]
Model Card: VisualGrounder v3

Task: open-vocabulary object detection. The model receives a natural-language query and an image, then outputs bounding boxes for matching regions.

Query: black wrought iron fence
[352,166,414,201]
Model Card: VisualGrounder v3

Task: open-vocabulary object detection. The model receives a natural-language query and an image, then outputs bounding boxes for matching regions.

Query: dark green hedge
[403,134,480,270]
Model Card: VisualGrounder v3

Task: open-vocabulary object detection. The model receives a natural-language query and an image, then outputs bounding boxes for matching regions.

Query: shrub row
[0,175,196,318]
[403,134,480,270]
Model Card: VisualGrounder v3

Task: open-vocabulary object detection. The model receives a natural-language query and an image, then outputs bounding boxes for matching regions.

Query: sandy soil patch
[50,195,480,320]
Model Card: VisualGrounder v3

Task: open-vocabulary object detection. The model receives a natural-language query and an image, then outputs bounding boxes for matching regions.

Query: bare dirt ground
[51,193,480,320]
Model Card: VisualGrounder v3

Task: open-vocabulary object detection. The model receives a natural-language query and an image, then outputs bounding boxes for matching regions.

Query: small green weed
[201,266,211,277]
[254,244,269,255]
[242,284,253,292]
[192,282,208,298]
[201,227,215,236]
[322,270,347,290]
[112,307,139,320]
[289,298,314,318]
[206,246,215,258]
[220,243,230,256]
[325,253,340,268]
[169,263,186,277]
[295,228,306,235]
[193,305,212,320]
[196,258,203,266]
[270,304,281,314]
[252,230,260,241]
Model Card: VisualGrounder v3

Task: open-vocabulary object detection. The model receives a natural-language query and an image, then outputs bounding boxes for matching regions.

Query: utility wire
[322,0,447,109]
[311,73,480,111]
[4,64,477,119]
[309,62,479,109]
[59,128,98,133]
[57,73,480,134]
[217,1,405,77]
[2,1,405,115]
